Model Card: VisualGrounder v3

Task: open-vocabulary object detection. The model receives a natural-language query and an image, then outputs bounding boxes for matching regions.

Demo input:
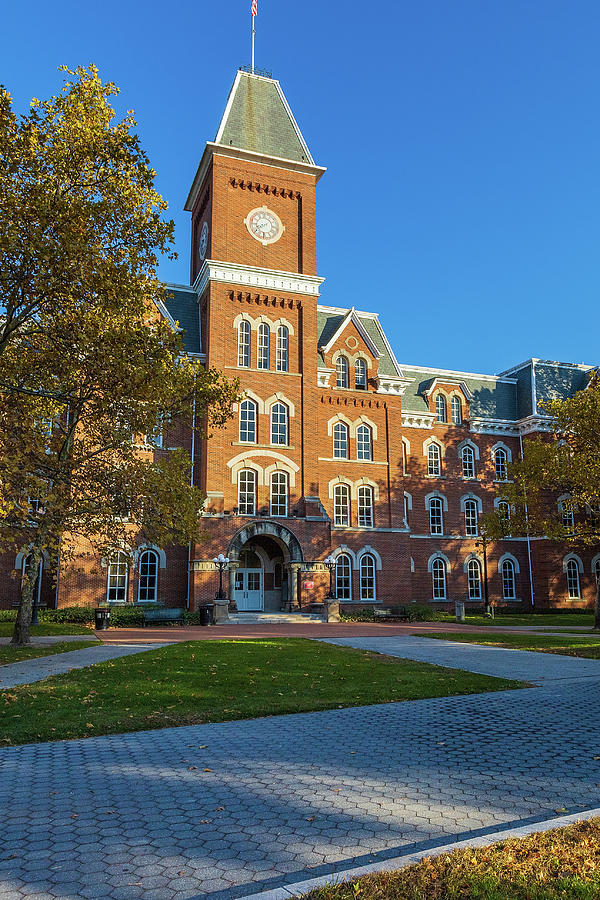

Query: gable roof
[319,307,382,359]
[317,306,401,378]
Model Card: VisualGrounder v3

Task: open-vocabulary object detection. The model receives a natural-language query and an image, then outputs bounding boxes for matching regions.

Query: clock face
[198,221,209,261]
[245,206,284,246]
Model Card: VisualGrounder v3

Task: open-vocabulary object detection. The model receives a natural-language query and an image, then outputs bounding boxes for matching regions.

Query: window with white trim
[107,551,129,603]
[333,422,349,459]
[239,399,257,443]
[451,396,462,425]
[138,549,159,603]
[276,325,289,372]
[356,424,372,460]
[238,320,251,368]
[355,358,367,390]
[435,394,447,423]
[467,558,482,600]
[238,469,256,516]
[336,554,352,600]
[497,500,511,527]
[270,471,288,518]
[428,443,441,476]
[358,485,374,527]
[464,499,479,537]
[360,554,376,601]
[559,497,575,534]
[501,559,516,600]
[461,446,475,479]
[336,356,349,388]
[429,497,443,535]
[270,402,288,446]
[494,447,508,481]
[432,558,446,600]
[566,559,581,598]
[257,323,270,370]
[403,494,410,527]
[334,484,350,526]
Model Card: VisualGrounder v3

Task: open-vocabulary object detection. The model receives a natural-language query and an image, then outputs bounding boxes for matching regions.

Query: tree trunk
[11,543,44,646]
[595,576,600,631]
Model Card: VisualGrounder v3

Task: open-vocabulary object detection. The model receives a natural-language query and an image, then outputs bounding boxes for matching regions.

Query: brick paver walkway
[1,641,600,899]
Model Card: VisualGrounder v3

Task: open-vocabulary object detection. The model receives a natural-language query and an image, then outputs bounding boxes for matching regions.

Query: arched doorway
[227,521,303,612]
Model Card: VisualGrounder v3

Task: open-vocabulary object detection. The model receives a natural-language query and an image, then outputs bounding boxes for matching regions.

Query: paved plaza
[1,635,600,899]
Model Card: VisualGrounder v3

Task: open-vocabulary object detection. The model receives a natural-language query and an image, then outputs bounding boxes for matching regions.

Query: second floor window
[238,469,256,516]
[358,485,374,527]
[239,399,257,443]
[257,323,270,369]
[461,446,475,479]
[333,422,349,459]
[355,358,367,389]
[356,424,372,460]
[428,443,441,476]
[336,356,349,388]
[494,447,508,481]
[560,498,575,534]
[464,499,479,537]
[270,471,288,517]
[451,395,462,424]
[238,320,251,367]
[334,484,350,526]
[276,325,289,372]
[435,394,447,423]
[429,497,443,535]
[270,402,288,445]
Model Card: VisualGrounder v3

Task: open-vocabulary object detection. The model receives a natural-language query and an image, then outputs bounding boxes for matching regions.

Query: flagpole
[251,11,255,73]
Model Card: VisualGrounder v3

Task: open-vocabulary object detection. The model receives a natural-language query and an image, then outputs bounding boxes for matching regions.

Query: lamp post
[324,555,336,600]
[212,553,230,602]
[475,530,492,618]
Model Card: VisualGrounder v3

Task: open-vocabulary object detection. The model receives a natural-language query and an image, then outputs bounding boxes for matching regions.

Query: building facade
[1,69,596,613]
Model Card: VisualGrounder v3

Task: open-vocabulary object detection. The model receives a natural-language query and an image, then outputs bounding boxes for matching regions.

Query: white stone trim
[134,544,167,570]
[563,553,583,574]
[491,441,513,464]
[318,368,335,388]
[423,436,445,458]
[264,462,296,489]
[230,459,264,486]
[402,412,436,429]
[403,491,413,511]
[355,415,378,441]
[194,259,324,299]
[427,552,451,573]
[265,392,295,417]
[331,545,358,569]
[498,552,520,575]
[463,552,483,573]
[328,475,354,500]
[457,438,480,461]
[422,378,473,401]
[327,414,352,436]
[237,390,265,415]
[227,450,299,484]
[425,491,448,512]
[460,492,483,513]
[355,477,380,501]
[321,308,382,359]
[357,545,383,571]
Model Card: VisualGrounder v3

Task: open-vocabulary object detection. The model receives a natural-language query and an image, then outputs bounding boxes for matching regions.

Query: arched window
[276,325,289,372]
[238,320,251,367]
[138,549,159,603]
[334,484,350,526]
[429,497,444,535]
[497,500,512,535]
[461,446,475,479]
[559,497,575,534]
[238,469,256,516]
[566,558,581,599]
[333,422,349,459]
[501,559,516,600]
[464,499,479,537]
[239,399,257,443]
[257,323,270,370]
[336,554,352,600]
[494,447,508,481]
[467,559,482,600]
[432,558,446,599]
[358,485,374,528]
[336,356,349,388]
[435,394,447,423]
[428,443,441,476]
[451,396,462,425]
[270,402,288,445]
[270,471,288,517]
[355,358,367,390]
[107,551,129,603]
[356,424,372,460]
[360,554,376,601]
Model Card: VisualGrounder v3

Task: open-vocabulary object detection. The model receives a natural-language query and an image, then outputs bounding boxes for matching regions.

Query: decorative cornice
[517,415,555,435]
[469,414,555,436]
[194,259,324,299]
[376,376,411,396]
[317,367,335,388]
[401,412,436,428]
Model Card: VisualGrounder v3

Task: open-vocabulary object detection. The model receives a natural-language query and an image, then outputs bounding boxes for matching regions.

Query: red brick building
[1,69,596,614]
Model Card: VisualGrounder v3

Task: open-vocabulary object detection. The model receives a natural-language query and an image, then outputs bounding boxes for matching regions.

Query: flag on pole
[251,0,257,16]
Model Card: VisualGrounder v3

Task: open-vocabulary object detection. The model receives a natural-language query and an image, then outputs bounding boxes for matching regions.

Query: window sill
[232,442,295,450]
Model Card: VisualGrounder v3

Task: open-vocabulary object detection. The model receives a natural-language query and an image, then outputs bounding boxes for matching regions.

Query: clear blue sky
[3,1,599,374]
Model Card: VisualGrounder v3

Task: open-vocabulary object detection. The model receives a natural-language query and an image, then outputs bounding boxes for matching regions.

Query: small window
[360,554,376,601]
[334,484,350,526]
[27,497,42,516]
[107,551,129,603]
[451,396,462,425]
[333,422,349,459]
[461,446,475,479]
[432,558,446,600]
[270,471,288,517]
[566,558,581,599]
[276,325,289,372]
[138,550,159,603]
[270,402,288,446]
[257,323,270,370]
[429,497,444,535]
[336,356,349,388]
[403,494,410,528]
[435,394,447,423]
[358,485,374,527]
[238,469,256,516]
[336,554,352,600]
[494,447,508,481]
[239,399,257,443]
[501,559,516,600]
[467,559,482,600]
[238,320,251,368]
[464,499,479,537]
[355,358,367,390]
[428,443,441,476]
[356,424,372,461]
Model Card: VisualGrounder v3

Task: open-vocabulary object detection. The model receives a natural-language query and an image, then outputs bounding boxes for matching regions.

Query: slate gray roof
[499,359,593,417]
[400,369,518,419]
[162,285,201,355]
[316,308,400,378]
[216,72,314,165]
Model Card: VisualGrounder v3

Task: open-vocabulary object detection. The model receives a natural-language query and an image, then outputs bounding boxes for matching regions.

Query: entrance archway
[227,521,303,612]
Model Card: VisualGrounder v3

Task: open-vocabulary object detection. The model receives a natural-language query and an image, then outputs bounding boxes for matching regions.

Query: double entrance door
[235,568,263,611]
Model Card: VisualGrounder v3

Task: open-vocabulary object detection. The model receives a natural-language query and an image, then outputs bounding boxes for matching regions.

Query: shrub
[40,607,95,624]
[0,609,17,621]
[406,604,445,622]
[340,608,375,622]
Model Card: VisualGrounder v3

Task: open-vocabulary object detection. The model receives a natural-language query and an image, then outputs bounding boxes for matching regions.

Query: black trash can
[94,607,111,631]
[198,604,214,627]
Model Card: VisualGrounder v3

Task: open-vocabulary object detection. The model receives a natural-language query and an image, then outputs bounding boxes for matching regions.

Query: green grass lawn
[0,638,523,745]
[438,612,594,628]
[300,818,600,900]
[415,631,600,658]
[0,640,99,667]
[0,623,93,638]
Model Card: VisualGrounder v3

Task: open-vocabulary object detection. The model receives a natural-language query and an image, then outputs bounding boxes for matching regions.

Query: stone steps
[226,612,325,624]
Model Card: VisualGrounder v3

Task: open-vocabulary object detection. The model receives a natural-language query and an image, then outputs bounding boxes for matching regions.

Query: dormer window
[435,394,447,423]
[451,396,462,424]
[355,359,367,390]
[336,356,349,388]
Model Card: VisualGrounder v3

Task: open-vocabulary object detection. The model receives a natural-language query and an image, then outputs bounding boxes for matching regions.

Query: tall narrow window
[358,486,374,527]
[356,424,372,460]
[461,446,475,479]
[560,498,575,534]
[257,323,270,370]
[435,394,447,423]
[594,559,600,586]
[402,441,408,474]
[494,447,508,481]
[107,551,129,603]
[334,484,350,526]
[336,356,349,388]
[276,325,289,372]
[333,422,349,459]
[501,559,516,600]
[429,497,443,535]
[428,443,441,476]
[336,554,352,600]
[238,470,256,516]
[467,559,482,600]
[239,399,257,443]
[238,320,251,367]
[270,402,288,445]
[355,358,367,390]
[566,559,581,599]
[360,554,376,601]
[464,499,479,537]
[403,494,410,527]
[451,396,462,425]
[432,558,446,599]
[138,550,159,603]
[270,471,288,517]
